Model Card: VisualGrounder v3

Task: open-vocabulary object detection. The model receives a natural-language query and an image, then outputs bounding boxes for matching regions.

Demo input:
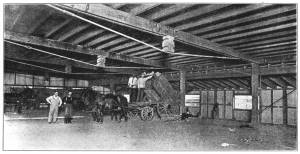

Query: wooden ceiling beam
[106,41,142,52]
[269,77,287,88]
[95,37,128,50]
[129,4,160,16]
[281,76,296,88]
[233,35,296,50]
[145,4,194,21]
[186,82,202,90]
[72,29,106,45]
[59,4,259,63]
[85,33,118,48]
[213,22,296,42]
[167,65,296,81]
[27,11,54,34]
[5,31,178,70]
[245,44,296,54]
[201,81,220,89]
[44,18,73,38]
[168,57,207,64]
[252,50,295,57]
[176,4,272,30]
[218,79,239,89]
[110,4,127,9]
[160,4,231,26]
[261,78,278,89]
[137,51,165,58]
[222,29,295,46]
[57,24,90,42]
[196,81,216,90]
[227,78,249,89]
[210,80,229,89]
[236,78,250,87]
[170,58,212,65]
[120,43,159,55]
[239,41,296,52]
[191,5,296,35]
[189,81,207,90]
[5,48,95,71]
[202,14,296,39]
[128,46,159,56]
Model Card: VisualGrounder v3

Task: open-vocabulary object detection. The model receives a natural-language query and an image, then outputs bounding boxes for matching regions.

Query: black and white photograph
[2,1,298,151]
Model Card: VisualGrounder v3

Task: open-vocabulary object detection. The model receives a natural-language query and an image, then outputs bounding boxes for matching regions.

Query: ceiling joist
[58,4,260,63]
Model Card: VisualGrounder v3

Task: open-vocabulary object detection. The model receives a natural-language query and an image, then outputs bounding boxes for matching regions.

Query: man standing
[128,75,138,103]
[116,91,128,122]
[62,91,74,124]
[137,73,153,102]
[46,91,62,124]
[92,96,105,124]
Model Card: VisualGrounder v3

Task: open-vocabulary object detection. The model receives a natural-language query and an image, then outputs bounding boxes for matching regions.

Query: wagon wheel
[140,106,154,121]
[128,110,139,119]
[158,104,171,114]
[143,95,149,102]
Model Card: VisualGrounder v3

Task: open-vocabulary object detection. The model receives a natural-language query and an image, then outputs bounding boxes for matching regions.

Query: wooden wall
[187,89,297,126]
[260,89,297,126]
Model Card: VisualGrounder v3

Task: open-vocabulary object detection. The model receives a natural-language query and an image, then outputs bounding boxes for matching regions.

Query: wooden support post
[65,61,72,73]
[199,90,202,117]
[32,74,34,88]
[271,89,274,124]
[282,88,288,125]
[180,70,186,114]
[223,90,226,119]
[214,90,218,119]
[44,72,50,86]
[110,78,115,94]
[206,91,209,118]
[14,72,16,85]
[64,62,72,88]
[251,63,260,125]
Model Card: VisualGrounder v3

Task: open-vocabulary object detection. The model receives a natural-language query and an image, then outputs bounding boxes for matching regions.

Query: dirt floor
[3,110,297,151]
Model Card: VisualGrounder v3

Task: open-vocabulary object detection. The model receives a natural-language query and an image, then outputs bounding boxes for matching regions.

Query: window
[185,95,200,107]
[234,95,252,110]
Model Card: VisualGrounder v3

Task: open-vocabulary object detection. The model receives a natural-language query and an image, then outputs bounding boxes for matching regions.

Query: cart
[127,74,180,121]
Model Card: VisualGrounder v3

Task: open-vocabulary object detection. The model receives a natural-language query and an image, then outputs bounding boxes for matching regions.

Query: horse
[104,94,119,121]
[104,93,128,122]
[115,94,128,122]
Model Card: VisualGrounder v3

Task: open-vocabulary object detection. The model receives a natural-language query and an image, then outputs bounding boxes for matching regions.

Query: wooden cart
[127,74,180,121]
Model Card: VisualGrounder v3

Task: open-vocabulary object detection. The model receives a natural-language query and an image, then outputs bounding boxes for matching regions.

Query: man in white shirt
[128,75,138,103]
[137,73,153,102]
[46,91,62,124]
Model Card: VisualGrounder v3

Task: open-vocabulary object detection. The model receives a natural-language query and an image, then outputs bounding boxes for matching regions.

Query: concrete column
[282,88,288,125]
[251,63,259,125]
[180,70,186,114]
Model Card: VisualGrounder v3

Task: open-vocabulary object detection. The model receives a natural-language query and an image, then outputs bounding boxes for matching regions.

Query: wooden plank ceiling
[4,4,297,90]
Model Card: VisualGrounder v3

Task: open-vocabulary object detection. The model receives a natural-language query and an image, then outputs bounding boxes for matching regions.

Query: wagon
[127,74,180,121]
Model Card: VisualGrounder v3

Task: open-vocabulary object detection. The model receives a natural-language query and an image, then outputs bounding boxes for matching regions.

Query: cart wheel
[143,95,149,102]
[158,104,172,115]
[128,111,138,119]
[140,106,154,121]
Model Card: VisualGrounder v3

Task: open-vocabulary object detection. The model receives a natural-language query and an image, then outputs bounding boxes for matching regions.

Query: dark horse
[104,93,128,122]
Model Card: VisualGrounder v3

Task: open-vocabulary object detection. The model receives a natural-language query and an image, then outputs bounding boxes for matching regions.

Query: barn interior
[3,3,297,150]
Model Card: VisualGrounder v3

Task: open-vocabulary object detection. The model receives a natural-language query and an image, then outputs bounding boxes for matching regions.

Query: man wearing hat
[128,74,138,103]
[137,73,153,102]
